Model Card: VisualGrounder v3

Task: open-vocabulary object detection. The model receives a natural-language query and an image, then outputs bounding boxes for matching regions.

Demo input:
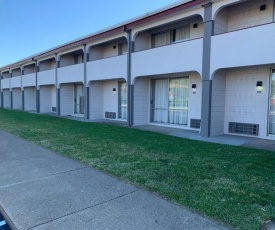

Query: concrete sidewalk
[0,131,228,230]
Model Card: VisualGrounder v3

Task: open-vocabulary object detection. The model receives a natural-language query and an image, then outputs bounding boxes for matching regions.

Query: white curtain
[269,72,275,134]
[120,43,128,54]
[120,82,127,119]
[154,32,170,47]
[168,78,188,125]
[175,26,190,42]
[154,79,169,123]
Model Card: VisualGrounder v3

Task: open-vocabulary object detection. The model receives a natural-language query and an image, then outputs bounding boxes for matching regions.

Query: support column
[57,88,61,116]
[1,92,3,108]
[10,90,13,109]
[83,45,89,120]
[0,73,2,108]
[200,3,214,137]
[9,71,12,109]
[55,56,60,116]
[35,61,39,113]
[126,29,134,126]
[22,90,25,111]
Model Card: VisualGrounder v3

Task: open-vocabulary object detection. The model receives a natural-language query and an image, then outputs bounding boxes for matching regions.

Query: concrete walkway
[67,116,275,151]
[0,131,228,230]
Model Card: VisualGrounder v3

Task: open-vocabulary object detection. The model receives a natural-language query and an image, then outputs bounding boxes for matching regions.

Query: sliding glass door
[153,77,188,125]
[119,82,127,119]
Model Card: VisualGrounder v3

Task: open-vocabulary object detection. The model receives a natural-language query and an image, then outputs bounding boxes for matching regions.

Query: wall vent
[52,107,56,112]
[190,119,201,129]
[105,112,116,119]
[228,122,259,136]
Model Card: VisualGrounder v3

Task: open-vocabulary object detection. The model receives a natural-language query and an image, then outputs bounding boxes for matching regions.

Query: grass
[0,109,274,229]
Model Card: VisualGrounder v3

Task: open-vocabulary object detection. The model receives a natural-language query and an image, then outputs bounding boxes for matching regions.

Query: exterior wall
[10,76,21,88]
[60,84,74,116]
[40,85,56,113]
[87,55,127,83]
[12,68,21,77]
[133,78,150,126]
[227,0,273,32]
[211,71,226,136]
[103,80,119,119]
[39,60,55,71]
[22,73,36,87]
[37,69,55,86]
[2,72,9,79]
[12,88,22,109]
[1,79,9,89]
[58,64,84,84]
[188,73,202,127]
[89,81,103,120]
[3,89,11,108]
[24,87,36,111]
[224,66,270,138]
[60,55,74,67]
[211,23,275,74]
[24,65,35,74]
[132,38,203,79]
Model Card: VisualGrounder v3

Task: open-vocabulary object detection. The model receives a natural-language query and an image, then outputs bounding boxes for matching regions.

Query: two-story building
[1,0,275,139]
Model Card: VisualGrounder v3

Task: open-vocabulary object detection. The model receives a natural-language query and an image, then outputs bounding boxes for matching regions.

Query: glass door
[269,70,275,135]
[153,77,188,125]
[119,82,127,119]
[74,84,84,114]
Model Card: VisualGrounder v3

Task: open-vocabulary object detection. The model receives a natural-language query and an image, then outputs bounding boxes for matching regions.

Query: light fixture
[192,84,197,94]
[113,88,117,95]
[256,81,262,93]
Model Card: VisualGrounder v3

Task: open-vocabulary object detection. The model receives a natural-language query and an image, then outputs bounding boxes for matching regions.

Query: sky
[0,0,181,67]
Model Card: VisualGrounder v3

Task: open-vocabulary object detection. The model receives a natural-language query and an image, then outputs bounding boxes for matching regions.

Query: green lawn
[0,109,274,229]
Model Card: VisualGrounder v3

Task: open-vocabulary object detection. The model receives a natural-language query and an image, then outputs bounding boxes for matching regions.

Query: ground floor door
[152,77,188,125]
[74,84,84,114]
[119,82,127,119]
[269,69,275,135]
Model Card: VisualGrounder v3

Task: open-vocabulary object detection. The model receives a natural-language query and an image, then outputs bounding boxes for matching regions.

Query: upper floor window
[119,43,128,55]
[74,54,83,64]
[153,25,190,48]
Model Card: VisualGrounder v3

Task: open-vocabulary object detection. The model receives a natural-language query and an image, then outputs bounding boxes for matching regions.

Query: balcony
[211,23,275,74]
[57,63,84,84]
[132,38,203,78]
[38,69,55,86]
[87,55,127,82]
[22,73,36,87]
[1,78,9,89]
[11,76,21,88]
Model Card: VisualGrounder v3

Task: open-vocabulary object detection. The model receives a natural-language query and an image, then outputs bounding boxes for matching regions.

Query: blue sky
[0,0,180,67]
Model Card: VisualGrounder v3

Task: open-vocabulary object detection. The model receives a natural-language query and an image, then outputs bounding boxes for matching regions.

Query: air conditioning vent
[105,112,116,119]
[190,119,201,129]
[52,107,56,112]
[228,122,259,136]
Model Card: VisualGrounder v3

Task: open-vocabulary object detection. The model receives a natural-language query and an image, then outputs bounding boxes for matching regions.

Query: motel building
[1,0,275,140]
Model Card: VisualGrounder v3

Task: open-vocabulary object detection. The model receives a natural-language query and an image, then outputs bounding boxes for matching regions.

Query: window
[74,54,83,64]
[119,43,128,55]
[152,26,190,48]
[153,31,171,48]
[172,26,190,43]
[119,82,127,119]
[152,77,189,125]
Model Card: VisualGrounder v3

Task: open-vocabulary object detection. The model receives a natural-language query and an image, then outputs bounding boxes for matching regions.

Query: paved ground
[0,131,228,230]
[67,116,275,151]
